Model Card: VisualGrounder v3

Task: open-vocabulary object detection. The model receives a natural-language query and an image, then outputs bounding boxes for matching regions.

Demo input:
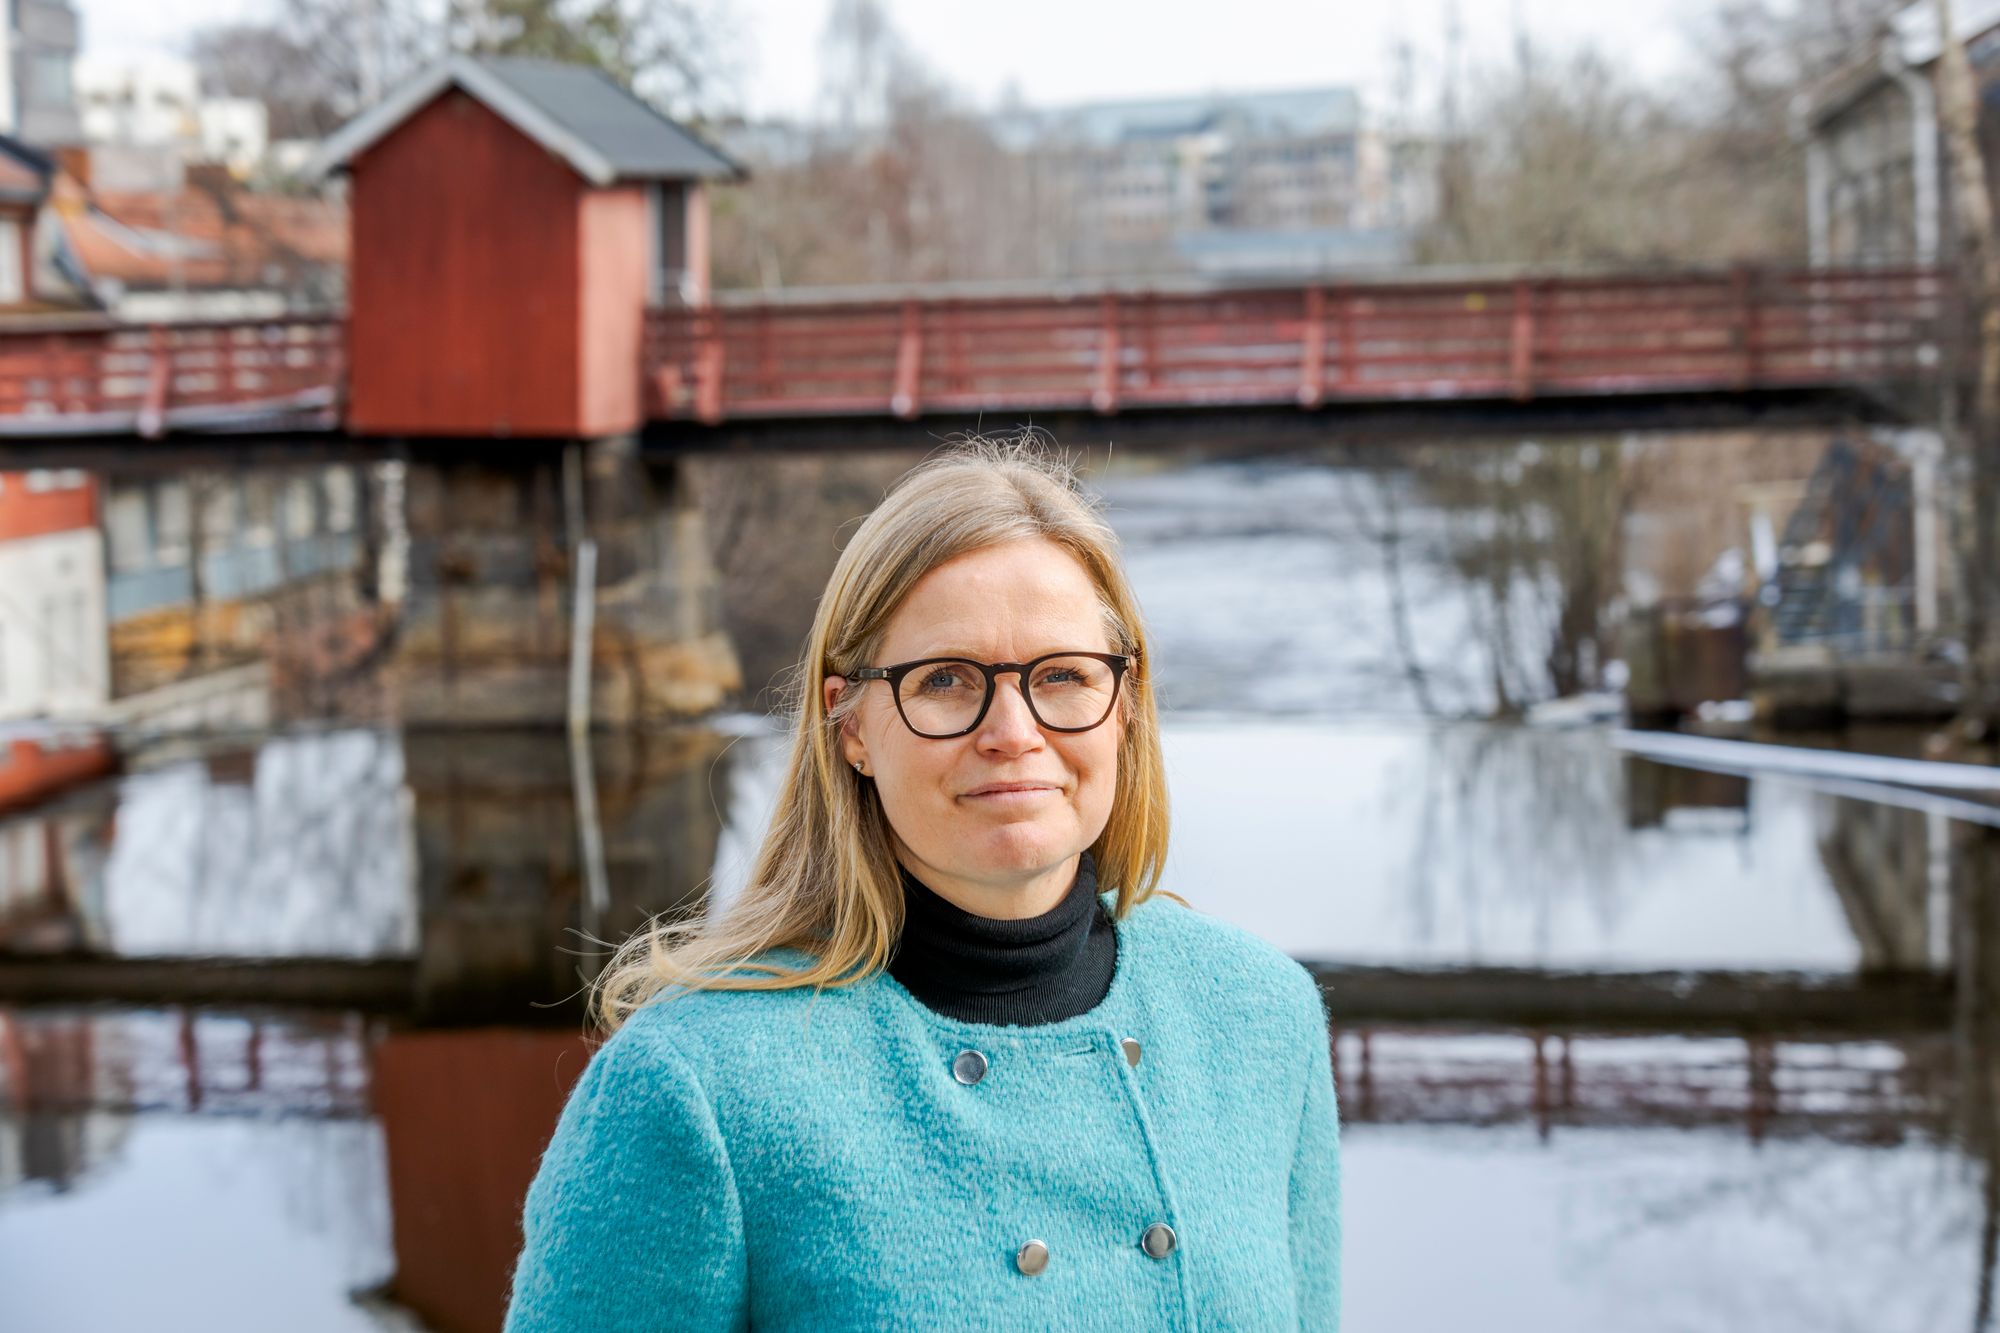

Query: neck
[887,848,1115,1026]
[889,845,1081,920]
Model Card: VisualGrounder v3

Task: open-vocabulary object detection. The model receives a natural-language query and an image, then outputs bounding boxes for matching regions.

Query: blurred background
[0,0,1991,1328]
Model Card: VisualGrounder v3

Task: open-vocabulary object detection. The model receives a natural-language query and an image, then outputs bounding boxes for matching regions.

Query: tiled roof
[62,177,345,290]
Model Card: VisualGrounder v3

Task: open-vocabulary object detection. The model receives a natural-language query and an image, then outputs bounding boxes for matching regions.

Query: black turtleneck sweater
[887,849,1118,1026]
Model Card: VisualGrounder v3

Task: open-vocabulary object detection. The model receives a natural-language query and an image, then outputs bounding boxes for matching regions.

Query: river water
[0,452,1983,1331]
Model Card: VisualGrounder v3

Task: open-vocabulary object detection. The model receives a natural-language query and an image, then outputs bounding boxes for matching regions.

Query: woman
[504,441,1342,1332]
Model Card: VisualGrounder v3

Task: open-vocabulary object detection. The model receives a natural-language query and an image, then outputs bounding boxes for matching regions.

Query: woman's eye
[1035,665,1092,689]
[919,668,972,692]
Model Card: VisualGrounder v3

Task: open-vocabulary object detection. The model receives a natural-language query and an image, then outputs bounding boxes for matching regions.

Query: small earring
[853,761,867,775]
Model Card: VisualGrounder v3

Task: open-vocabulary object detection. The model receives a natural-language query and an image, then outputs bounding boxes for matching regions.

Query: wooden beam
[1300,962,1951,1036]
[0,954,418,1012]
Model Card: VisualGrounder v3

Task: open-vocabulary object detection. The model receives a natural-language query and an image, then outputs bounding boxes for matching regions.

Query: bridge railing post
[694,307,726,425]
[943,299,968,397]
[1139,293,1159,393]
[755,305,779,407]
[1093,294,1121,414]
[1337,287,1359,394]
[1509,278,1537,401]
[138,324,170,438]
[1734,264,1763,391]
[891,299,923,419]
[1299,286,1327,408]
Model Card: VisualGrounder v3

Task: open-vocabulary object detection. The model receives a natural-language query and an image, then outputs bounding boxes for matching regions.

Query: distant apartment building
[0,468,108,722]
[0,0,81,146]
[75,51,268,177]
[995,86,1427,277]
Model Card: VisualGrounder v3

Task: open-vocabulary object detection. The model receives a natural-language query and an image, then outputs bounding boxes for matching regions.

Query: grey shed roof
[308,54,745,186]
[475,57,742,180]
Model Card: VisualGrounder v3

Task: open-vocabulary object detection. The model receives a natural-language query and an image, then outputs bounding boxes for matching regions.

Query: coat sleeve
[504,1017,750,1333]
[1288,978,1343,1332]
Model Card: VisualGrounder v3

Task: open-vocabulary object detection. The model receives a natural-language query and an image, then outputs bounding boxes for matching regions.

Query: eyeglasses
[849,651,1133,739]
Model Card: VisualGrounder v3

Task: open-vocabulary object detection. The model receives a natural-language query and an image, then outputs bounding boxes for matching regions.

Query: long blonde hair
[592,437,1174,1031]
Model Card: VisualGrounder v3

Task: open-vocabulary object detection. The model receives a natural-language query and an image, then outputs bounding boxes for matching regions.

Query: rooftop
[994,86,1363,151]
[310,55,744,186]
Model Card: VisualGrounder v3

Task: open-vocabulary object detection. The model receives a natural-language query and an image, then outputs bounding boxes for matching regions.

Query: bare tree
[1932,0,2000,735]
[1419,42,1803,267]
[191,0,738,140]
[191,23,357,139]
[711,1,1077,290]
[1422,4,1910,269]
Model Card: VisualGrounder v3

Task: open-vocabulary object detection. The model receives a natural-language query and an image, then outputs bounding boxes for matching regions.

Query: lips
[962,781,1061,797]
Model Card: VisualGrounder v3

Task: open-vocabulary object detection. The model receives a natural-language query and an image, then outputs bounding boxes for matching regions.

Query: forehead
[881,538,1108,656]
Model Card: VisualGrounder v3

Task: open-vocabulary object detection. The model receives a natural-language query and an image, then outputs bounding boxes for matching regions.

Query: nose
[975,669,1044,753]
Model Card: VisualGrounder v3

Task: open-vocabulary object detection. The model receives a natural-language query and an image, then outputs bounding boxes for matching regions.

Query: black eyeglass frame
[849,651,1134,739]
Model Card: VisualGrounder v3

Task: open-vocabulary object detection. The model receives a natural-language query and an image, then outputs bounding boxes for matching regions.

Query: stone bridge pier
[390,438,739,727]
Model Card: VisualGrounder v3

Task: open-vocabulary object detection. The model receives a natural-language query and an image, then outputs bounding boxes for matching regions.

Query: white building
[0,468,109,722]
[992,86,1428,276]
[75,50,267,175]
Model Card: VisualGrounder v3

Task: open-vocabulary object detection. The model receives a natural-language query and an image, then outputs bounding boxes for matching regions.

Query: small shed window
[649,182,688,305]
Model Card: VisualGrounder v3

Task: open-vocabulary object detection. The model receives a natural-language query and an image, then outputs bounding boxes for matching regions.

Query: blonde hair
[592,436,1175,1032]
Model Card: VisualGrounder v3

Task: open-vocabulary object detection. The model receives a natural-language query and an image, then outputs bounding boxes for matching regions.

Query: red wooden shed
[311,56,742,439]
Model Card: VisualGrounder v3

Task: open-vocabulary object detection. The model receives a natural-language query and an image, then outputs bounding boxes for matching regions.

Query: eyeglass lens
[897,656,1119,736]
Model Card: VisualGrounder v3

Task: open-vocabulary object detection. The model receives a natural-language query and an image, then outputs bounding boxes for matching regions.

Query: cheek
[870,731,960,818]
[1068,735,1122,811]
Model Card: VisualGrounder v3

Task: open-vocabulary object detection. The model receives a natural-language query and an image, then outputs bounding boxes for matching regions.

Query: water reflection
[1159,721,1883,972]
[0,716,1986,1329]
[0,726,738,1022]
[0,453,1988,1331]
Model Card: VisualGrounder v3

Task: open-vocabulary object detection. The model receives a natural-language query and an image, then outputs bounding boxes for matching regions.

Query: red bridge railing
[0,267,1946,436]
[644,265,1947,425]
[0,314,342,437]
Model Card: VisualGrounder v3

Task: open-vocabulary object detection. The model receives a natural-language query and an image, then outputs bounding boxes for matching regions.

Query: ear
[823,675,869,771]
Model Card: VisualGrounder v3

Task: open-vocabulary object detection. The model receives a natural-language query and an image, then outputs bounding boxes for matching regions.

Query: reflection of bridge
[0,266,1945,446]
[0,1004,1950,1145]
[1331,1026,1950,1145]
[0,1004,1963,1332]
[0,1007,374,1123]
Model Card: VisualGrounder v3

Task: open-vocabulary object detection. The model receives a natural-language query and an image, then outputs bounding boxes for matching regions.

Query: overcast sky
[73,0,1721,120]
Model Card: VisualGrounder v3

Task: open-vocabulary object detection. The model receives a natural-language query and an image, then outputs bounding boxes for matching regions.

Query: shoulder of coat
[1119,890,1325,1019]
[613,945,874,1068]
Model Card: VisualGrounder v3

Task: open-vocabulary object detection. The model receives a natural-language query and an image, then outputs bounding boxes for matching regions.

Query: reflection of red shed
[310,56,742,438]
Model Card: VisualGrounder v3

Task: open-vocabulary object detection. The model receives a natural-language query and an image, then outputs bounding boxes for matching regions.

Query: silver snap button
[1120,1036,1142,1067]
[1015,1238,1050,1275]
[952,1049,988,1085]
[1140,1222,1177,1259]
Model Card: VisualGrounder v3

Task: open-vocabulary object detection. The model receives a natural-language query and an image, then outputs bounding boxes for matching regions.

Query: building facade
[994,86,1423,276]
[1795,0,2000,265]
[75,50,269,176]
[4,0,80,146]
[0,468,107,722]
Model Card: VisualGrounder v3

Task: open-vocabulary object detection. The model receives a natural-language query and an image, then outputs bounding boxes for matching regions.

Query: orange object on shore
[0,725,115,813]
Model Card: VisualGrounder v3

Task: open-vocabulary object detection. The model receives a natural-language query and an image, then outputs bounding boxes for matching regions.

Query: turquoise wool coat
[504,890,1343,1331]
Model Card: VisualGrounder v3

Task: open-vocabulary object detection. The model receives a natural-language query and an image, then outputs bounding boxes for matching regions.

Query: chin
[967,821,1076,875]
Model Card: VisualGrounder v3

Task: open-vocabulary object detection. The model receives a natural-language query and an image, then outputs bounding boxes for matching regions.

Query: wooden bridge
[0,264,1949,446]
